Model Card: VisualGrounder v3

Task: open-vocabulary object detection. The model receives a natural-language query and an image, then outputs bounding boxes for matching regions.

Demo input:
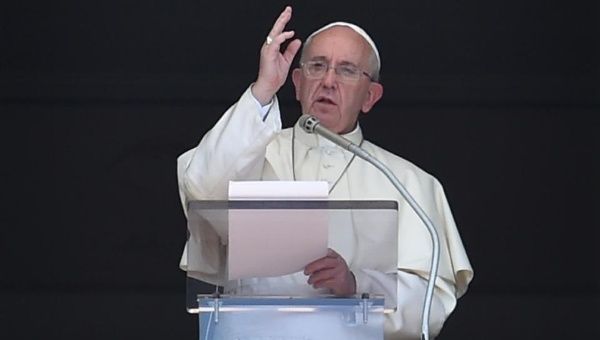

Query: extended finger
[307,267,338,285]
[312,277,338,290]
[282,39,302,64]
[265,30,295,49]
[304,256,340,275]
[267,6,293,40]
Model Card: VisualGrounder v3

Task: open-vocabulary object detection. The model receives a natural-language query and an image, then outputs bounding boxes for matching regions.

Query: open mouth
[315,96,337,105]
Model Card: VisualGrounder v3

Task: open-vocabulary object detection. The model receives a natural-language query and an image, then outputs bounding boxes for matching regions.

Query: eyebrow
[308,56,359,67]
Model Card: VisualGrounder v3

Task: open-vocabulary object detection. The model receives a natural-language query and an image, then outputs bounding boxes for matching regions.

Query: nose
[321,67,337,88]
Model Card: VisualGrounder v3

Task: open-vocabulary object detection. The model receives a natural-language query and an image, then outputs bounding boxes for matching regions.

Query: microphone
[298,114,354,150]
[298,114,441,340]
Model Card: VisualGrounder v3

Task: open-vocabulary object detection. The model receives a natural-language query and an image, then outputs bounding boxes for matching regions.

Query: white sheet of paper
[227,181,329,280]
[228,209,328,280]
[228,180,329,200]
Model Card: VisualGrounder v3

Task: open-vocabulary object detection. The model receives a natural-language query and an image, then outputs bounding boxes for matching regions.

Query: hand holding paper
[304,248,356,296]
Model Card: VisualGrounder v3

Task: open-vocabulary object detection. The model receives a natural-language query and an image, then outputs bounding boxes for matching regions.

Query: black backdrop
[1,1,598,339]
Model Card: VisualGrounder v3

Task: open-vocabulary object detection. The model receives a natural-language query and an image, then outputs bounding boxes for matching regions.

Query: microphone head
[298,114,320,133]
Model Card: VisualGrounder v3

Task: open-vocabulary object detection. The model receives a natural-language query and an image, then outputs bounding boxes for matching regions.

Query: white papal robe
[177,86,474,339]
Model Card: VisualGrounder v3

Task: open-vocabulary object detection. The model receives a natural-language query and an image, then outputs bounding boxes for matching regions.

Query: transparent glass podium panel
[186,200,399,313]
[197,295,385,340]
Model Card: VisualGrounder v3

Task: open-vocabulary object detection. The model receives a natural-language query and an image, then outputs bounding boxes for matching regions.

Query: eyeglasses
[300,60,373,83]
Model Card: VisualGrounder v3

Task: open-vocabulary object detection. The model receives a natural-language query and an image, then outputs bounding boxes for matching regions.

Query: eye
[310,61,327,72]
[338,65,359,77]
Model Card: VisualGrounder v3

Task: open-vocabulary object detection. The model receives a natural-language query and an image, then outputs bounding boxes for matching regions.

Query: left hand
[304,248,356,296]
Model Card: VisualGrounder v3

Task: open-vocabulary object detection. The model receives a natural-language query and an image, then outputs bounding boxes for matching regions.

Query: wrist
[251,80,276,106]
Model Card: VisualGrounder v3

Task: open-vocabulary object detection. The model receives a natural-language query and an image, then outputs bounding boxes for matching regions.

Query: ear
[291,68,302,100]
[361,82,383,113]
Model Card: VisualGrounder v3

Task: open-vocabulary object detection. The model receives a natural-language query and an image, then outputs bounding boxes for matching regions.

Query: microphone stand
[299,115,440,340]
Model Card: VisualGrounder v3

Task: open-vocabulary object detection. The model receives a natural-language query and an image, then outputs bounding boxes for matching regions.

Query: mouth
[315,96,337,106]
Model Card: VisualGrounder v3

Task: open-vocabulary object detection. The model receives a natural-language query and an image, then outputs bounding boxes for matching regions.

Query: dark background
[1,0,598,339]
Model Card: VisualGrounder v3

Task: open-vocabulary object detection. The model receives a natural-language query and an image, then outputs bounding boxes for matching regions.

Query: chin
[306,107,343,131]
[311,114,336,129]
[310,110,335,122]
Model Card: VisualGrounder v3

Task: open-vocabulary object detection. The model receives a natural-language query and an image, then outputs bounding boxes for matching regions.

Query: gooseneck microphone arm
[298,114,440,340]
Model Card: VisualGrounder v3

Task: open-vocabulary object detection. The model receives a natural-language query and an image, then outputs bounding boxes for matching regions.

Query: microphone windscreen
[298,114,319,133]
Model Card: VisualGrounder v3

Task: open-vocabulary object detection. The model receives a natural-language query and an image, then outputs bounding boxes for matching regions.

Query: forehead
[305,26,371,65]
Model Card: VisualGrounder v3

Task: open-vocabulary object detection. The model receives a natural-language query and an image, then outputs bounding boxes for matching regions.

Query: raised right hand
[251,6,302,106]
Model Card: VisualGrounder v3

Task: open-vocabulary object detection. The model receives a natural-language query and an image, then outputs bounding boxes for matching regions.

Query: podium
[185,200,399,340]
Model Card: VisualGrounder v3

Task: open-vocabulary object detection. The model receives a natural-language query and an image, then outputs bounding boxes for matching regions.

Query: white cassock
[177,86,474,339]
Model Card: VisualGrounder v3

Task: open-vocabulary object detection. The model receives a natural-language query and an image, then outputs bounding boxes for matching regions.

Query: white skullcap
[306,22,381,70]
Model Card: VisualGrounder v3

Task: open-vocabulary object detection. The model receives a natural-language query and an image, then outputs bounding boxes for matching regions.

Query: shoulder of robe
[361,140,439,187]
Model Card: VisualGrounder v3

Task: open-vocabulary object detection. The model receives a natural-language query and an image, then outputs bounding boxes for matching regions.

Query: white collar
[293,121,364,149]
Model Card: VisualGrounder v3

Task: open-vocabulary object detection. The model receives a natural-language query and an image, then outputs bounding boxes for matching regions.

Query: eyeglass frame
[299,60,374,83]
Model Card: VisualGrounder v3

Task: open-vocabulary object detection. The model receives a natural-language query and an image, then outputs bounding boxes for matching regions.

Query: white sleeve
[354,269,454,339]
[249,86,274,121]
[177,85,281,204]
[177,85,281,278]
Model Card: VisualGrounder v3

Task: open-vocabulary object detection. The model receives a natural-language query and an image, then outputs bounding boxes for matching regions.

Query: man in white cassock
[178,6,473,339]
